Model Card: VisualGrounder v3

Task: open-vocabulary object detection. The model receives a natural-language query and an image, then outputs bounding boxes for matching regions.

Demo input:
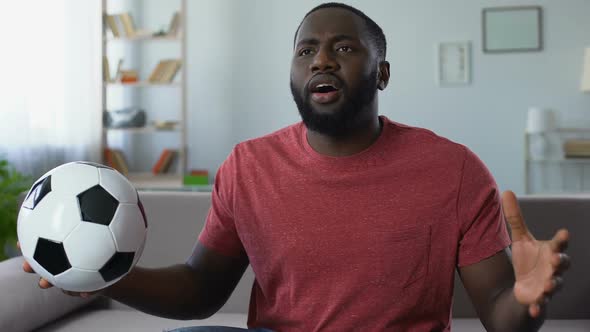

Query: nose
[310,47,339,73]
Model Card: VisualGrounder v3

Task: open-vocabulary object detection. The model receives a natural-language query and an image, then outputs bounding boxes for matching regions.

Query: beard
[290,69,378,138]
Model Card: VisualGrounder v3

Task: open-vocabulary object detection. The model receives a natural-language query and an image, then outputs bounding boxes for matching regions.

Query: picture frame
[482,6,543,53]
[436,41,471,86]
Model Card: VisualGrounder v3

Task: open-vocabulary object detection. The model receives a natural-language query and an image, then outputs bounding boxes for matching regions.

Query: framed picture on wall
[482,6,543,53]
[436,41,471,86]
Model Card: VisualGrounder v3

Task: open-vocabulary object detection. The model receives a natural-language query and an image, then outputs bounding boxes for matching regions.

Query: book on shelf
[104,148,129,176]
[148,59,182,83]
[103,56,111,82]
[564,139,590,158]
[118,12,137,37]
[113,59,124,82]
[152,149,177,174]
[104,14,121,38]
[167,11,181,37]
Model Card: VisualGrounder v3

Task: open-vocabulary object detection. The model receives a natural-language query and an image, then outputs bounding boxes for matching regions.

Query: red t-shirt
[198,116,511,331]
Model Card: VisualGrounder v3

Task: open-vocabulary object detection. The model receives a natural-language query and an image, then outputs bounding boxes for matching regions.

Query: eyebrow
[295,34,358,48]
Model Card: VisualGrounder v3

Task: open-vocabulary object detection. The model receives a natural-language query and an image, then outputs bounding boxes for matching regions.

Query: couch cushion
[0,256,97,332]
[37,309,247,332]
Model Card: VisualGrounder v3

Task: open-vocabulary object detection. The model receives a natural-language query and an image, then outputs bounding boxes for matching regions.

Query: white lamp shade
[582,47,590,92]
[526,107,555,134]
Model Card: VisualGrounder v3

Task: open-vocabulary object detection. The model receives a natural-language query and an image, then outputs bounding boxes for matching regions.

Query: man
[24,3,570,331]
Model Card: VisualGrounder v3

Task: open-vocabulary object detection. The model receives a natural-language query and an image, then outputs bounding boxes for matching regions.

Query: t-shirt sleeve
[456,146,511,267]
[198,148,246,258]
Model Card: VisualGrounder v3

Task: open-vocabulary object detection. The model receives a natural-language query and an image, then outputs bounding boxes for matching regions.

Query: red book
[152,149,172,174]
[104,148,116,168]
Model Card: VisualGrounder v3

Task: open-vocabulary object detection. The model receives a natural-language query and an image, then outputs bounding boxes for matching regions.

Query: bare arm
[459,248,543,332]
[26,242,249,320]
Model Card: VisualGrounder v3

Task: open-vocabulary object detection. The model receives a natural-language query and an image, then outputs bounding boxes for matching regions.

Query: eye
[336,46,353,53]
[298,48,314,56]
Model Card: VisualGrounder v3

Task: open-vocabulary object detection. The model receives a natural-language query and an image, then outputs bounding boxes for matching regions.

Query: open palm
[502,191,570,318]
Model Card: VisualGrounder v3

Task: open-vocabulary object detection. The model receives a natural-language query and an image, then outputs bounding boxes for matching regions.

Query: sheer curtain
[0,0,102,177]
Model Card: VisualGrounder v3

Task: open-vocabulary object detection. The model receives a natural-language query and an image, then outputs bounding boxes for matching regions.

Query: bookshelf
[101,0,187,189]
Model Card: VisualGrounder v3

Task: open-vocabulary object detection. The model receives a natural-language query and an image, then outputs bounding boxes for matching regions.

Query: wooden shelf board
[105,81,181,87]
[105,35,180,42]
[105,126,181,133]
[128,173,183,189]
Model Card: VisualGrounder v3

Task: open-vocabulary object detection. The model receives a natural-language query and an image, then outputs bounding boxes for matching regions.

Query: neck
[306,111,382,157]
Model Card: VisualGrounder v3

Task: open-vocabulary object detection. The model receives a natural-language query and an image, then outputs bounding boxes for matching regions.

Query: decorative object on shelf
[103,107,147,129]
[525,107,555,160]
[183,169,209,186]
[120,70,139,83]
[153,120,179,130]
[436,41,471,86]
[148,59,182,83]
[482,6,543,53]
[563,139,590,158]
[582,47,590,92]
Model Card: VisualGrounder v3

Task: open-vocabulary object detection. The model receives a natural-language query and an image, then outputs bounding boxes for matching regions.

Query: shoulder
[382,116,467,159]
[223,122,303,168]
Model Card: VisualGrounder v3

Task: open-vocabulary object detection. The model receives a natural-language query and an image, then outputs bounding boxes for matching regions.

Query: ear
[377,61,390,90]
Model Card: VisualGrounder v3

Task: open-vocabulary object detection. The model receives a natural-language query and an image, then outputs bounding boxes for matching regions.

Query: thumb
[501,190,531,242]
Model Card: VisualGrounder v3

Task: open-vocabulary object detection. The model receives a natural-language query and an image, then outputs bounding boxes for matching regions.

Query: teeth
[317,84,333,88]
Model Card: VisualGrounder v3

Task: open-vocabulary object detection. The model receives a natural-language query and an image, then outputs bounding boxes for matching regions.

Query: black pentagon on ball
[75,161,113,170]
[99,252,135,282]
[34,238,71,275]
[22,175,52,210]
[77,185,119,226]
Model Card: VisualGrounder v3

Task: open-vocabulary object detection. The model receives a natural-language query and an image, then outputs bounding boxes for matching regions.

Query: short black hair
[293,2,387,60]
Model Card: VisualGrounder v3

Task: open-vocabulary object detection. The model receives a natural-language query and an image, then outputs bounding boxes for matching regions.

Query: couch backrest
[135,191,254,314]
[17,192,590,318]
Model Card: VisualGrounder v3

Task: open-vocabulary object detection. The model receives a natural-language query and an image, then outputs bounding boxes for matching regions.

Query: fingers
[549,229,570,252]
[543,276,564,295]
[551,252,571,274]
[529,303,542,318]
[22,261,34,273]
[61,290,93,298]
[39,278,53,289]
[501,191,532,241]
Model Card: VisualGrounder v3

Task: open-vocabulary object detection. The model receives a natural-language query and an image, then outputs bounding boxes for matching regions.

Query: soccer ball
[17,161,148,292]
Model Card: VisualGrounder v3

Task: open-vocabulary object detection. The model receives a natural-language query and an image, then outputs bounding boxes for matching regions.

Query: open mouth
[309,78,342,104]
[312,84,339,93]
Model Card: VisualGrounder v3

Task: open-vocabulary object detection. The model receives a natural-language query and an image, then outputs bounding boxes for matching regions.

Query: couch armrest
[0,256,97,332]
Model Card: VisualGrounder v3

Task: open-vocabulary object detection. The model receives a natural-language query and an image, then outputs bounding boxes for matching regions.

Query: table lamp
[582,47,590,92]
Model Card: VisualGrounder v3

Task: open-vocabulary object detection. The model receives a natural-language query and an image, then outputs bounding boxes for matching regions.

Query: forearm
[485,287,544,332]
[102,264,219,320]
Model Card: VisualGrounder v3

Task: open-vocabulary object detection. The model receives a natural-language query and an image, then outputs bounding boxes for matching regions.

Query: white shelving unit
[525,128,590,194]
[101,0,187,189]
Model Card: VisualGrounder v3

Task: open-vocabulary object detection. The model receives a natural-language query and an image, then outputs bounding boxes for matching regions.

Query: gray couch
[1,191,589,331]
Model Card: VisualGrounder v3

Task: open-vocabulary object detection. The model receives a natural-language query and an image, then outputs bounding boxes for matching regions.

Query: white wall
[184,0,589,194]
[128,0,590,193]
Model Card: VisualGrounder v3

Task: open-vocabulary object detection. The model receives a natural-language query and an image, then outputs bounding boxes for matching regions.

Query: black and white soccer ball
[17,161,148,292]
